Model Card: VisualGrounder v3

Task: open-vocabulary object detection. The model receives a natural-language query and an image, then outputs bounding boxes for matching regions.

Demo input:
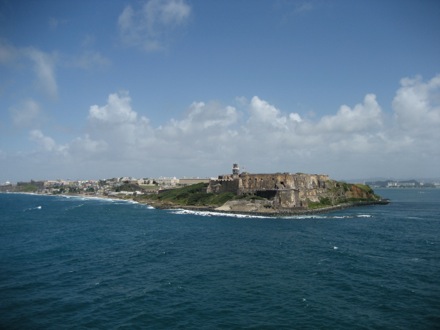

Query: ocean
[0,189,439,329]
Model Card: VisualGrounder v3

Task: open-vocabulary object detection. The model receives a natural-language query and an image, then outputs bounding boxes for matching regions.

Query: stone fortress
[207,164,332,209]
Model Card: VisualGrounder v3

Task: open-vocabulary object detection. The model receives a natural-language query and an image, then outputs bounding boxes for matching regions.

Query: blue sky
[1,0,439,182]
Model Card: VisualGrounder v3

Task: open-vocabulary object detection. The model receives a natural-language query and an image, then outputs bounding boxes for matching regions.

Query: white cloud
[89,91,139,124]
[0,42,58,99]
[315,94,383,133]
[156,101,240,161]
[118,6,139,44]
[249,96,286,129]
[249,96,302,129]
[392,74,440,134]
[70,134,108,155]
[0,40,17,64]
[73,51,111,69]
[165,101,238,133]
[294,2,314,14]
[3,74,440,181]
[23,47,58,99]
[152,0,191,25]
[86,91,154,158]
[289,113,302,122]
[29,130,57,151]
[10,99,41,128]
[1,40,109,102]
[118,0,191,52]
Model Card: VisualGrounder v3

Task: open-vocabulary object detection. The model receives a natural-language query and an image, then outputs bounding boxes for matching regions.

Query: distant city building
[156,177,179,187]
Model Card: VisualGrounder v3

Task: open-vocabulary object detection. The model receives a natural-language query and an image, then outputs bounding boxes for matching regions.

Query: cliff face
[207,172,379,210]
[238,173,328,192]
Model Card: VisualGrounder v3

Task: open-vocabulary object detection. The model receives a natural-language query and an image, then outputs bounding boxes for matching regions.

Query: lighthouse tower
[232,163,240,178]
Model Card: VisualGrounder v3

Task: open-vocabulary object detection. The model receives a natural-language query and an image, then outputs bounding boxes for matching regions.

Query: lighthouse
[232,163,240,178]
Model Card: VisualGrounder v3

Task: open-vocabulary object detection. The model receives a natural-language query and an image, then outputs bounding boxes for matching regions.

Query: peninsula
[139,164,389,215]
[1,164,389,215]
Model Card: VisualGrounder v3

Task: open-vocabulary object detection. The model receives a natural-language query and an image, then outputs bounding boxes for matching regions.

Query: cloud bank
[4,74,437,181]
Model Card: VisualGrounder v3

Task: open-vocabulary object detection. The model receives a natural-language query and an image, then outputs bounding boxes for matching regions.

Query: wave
[58,194,145,206]
[281,214,372,220]
[168,209,373,220]
[25,193,156,210]
[59,195,116,203]
[23,205,42,211]
[59,195,158,209]
[169,209,269,219]
[65,204,84,211]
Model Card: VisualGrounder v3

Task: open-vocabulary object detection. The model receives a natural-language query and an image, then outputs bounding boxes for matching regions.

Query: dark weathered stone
[208,169,378,211]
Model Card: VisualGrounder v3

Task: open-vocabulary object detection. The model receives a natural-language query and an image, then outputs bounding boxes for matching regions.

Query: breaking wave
[168,208,373,220]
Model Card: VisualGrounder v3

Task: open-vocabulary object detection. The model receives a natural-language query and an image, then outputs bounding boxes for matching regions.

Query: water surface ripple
[1,189,439,329]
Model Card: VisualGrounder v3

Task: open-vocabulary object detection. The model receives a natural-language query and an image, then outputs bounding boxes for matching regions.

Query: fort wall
[207,171,331,208]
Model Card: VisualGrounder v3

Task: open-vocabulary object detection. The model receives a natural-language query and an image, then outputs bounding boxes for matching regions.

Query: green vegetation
[354,183,381,200]
[115,182,143,192]
[144,183,237,207]
[341,182,350,192]
[17,184,39,192]
[307,197,334,209]
[354,183,374,194]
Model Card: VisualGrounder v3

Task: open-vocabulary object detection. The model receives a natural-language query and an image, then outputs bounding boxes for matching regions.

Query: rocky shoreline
[142,198,390,217]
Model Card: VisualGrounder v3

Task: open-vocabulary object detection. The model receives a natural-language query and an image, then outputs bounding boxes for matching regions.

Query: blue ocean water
[0,189,439,329]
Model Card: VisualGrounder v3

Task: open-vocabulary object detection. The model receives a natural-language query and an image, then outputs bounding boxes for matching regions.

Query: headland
[1,164,390,216]
[138,164,389,215]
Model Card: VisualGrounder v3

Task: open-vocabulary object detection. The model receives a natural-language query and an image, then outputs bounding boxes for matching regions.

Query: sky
[1,0,439,183]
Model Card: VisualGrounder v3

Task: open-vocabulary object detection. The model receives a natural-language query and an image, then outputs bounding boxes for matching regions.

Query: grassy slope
[140,183,236,207]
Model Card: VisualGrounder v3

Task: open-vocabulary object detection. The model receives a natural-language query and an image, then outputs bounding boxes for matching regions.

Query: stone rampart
[207,178,241,194]
[206,169,381,211]
[238,173,329,194]
[207,172,331,208]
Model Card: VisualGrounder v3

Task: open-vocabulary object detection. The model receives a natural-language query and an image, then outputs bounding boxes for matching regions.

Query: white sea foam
[59,194,142,205]
[281,214,355,220]
[169,209,359,220]
[169,209,269,219]
[285,214,373,220]
[281,215,328,220]
[65,204,84,211]
[168,209,375,220]
[24,205,43,211]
